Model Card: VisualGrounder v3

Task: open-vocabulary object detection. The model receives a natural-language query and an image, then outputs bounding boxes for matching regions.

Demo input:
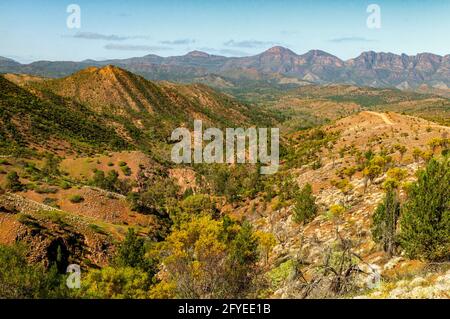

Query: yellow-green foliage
[255,231,277,263]
[331,178,353,194]
[180,194,215,215]
[150,215,260,298]
[326,204,346,220]
[383,167,408,190]
[81,267,150,299]
[268,259,295,287]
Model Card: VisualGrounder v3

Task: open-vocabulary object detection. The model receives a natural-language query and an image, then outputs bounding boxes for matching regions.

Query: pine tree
[399,158,450,261]
[293,183,318,223]
[229,221,259,266]
[372,188,400,256]
[228,221,260,297]
[115,229,154,275]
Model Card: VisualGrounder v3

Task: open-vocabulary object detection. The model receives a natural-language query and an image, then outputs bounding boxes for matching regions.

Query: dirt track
[365,111,394,125]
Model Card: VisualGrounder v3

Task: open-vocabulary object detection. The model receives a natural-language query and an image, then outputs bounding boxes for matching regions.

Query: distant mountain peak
[0,56,20,67]
[304,49,335,57]
[0,56,15,62]
[185,50,210,58]
[78,64,127,77]
[143,53,163,58]
[301,50,343,66]
[100,64,124,73]
[262,46,297,56]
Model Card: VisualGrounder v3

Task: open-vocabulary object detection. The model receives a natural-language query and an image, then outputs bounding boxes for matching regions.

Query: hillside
[1,66,274,160]
[33,65,270,129]
[0,74,129,155]
[0,66,448,299]
[224,111,450,298]
[243,84,450,131]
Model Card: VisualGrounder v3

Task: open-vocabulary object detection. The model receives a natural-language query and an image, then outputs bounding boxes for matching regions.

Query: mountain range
[1,47,449,93]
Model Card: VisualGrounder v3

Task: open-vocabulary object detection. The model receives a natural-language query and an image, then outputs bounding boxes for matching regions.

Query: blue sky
[1,0,449,63]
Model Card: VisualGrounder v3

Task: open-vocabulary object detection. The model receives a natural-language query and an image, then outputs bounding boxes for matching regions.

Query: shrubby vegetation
[195,164,262,202]
[69,195,84,203]
[284,129,338,169]
[6,171,24,192]
[150,215,263,298]
[399,157,449,261]
[293,183,318,223]
[372,188,400,256]
[127,176,179,216]
[372,157,449,261]
[80,228,155,299]
[77,214,269,299]
[0,244,69,298]
[114,228,155,276]
[0,75,129,155]
[81,267,151,299]
[91,169,132,195]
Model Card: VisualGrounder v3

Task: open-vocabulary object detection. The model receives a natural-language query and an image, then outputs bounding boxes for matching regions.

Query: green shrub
[0,244,69,298]
[42,153,60,177]
[268,260,295,287]
[91,169,129,193]
[293,183,318,223]
[88,224,107,235]
[152,216,260,298]
[128,178,179,215]
[180,194,215,215]
[59,181,71,190]
[69,195,84,203]
[120,165,132,176]
[326,204,346,221]
[35,186,58,194]
[80,267,150,299]
[372,188,400,256]
[115,228,154,276]
[399,158,450,261]
[6,171,24,192]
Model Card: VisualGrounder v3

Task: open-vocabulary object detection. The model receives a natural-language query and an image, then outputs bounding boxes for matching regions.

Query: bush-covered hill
[0,75,129,155]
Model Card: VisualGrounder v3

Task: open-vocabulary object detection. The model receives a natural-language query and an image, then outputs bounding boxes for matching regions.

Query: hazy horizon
[2,45,450,65]
[1,0,450,63]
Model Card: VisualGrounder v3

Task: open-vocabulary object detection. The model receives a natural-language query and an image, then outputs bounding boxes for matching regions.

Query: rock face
[355,269,450,299]
[0,193,114,268]
[0,193,60,213]
[345,51,450,88]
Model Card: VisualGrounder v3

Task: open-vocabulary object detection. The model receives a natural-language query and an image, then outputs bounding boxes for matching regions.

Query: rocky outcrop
[0,193,115,268]
[0,192,60,214]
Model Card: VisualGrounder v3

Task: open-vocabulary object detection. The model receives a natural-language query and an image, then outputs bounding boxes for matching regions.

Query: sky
[0,0,449,63]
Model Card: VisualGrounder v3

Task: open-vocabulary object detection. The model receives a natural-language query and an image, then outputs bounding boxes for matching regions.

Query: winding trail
[365,111,394,125]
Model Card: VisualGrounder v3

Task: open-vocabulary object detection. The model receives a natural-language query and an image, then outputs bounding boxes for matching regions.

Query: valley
[0,63,449,299]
